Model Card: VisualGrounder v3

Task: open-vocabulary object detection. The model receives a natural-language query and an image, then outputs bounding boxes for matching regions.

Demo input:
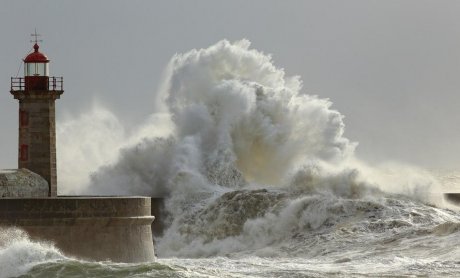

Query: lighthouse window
[25,63,47,76]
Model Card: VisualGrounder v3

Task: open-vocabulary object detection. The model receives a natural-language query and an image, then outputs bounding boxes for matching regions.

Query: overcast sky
[1,0,460,170]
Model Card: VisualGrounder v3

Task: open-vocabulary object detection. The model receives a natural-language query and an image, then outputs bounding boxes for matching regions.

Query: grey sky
[1,0,460,170]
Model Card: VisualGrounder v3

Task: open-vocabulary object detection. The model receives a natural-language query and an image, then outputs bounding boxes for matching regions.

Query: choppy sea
[0,170,458,278]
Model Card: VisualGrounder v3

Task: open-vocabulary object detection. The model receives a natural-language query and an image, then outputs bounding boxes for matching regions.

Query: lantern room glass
[25,62,49,77]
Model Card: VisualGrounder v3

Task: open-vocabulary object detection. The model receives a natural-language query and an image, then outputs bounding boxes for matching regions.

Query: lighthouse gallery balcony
[10,76,64,92]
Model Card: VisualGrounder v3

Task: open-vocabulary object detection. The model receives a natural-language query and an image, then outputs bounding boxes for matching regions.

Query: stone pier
[0,196,155,262]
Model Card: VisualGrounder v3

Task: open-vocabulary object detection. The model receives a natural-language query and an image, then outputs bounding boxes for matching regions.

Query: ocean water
[5,178,460,277]
[3,40,460,277]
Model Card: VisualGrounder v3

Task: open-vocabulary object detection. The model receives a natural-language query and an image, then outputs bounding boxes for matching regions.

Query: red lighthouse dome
[24,43,49,63]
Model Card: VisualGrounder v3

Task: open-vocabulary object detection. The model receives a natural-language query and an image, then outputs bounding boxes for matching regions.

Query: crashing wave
[56,39,451,258]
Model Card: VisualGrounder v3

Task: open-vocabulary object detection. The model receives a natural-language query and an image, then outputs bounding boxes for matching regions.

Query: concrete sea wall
[0,196,155,262]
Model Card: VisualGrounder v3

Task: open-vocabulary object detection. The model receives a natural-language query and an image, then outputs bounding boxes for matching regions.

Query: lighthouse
[0,33,158,262]
[10,33,63,197]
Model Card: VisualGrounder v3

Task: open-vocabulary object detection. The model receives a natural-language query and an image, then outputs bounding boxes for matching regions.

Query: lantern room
[11,43,63,93]
[24,43,49,76]
[23,43,49,90]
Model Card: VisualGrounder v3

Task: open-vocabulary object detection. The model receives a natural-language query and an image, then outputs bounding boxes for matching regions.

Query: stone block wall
[11,90,62,197]
[0,196,155,262]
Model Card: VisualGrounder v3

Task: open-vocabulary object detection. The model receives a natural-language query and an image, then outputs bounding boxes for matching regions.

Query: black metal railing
[49,77,64,91]
[10,77,64,91]
[10,77,25,91]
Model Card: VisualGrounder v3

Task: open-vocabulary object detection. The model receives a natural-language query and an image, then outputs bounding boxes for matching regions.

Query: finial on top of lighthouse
[30,29,43,53]
[30,29,42,44]
[24,30,48,64]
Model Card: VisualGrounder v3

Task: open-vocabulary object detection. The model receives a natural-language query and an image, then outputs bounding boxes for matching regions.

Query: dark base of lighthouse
[0,196,155,262]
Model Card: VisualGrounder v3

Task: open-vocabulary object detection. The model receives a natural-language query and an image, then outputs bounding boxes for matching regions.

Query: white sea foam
[0,227,66,278]
[55,39,452,259]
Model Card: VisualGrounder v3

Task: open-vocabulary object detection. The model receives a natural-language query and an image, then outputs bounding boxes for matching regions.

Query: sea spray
[61,39,355,194]
[56,39,450,258]
[57,107,172,195]
[0,227,65,278]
